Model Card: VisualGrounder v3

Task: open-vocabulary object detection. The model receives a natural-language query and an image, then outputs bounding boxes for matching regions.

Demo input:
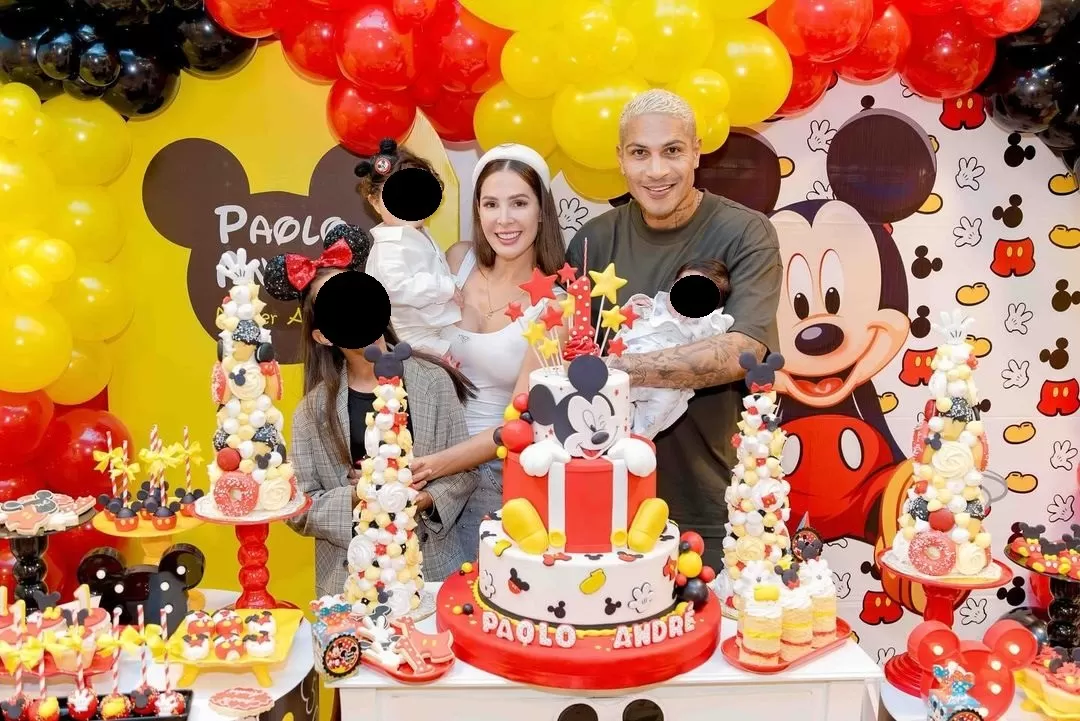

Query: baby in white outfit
[616,259,734,439]
[356,139,460,356]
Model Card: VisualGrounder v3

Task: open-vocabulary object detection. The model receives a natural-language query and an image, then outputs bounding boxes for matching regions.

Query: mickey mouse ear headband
[355,139,399,179]
[472,143,551,191]
[263,223,373,302]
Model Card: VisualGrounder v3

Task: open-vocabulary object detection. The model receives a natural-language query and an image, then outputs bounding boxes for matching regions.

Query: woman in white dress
[410,144,567,551]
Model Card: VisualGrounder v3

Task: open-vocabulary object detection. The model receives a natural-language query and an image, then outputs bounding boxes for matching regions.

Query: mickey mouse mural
[697,101,938,616]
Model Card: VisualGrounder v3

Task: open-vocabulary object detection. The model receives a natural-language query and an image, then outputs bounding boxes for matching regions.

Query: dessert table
[0,589,318,721]
[881,680,1046,721]
[331,582,883,721]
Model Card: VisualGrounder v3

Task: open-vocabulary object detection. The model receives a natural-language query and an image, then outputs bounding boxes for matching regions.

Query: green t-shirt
[566,191,782,561]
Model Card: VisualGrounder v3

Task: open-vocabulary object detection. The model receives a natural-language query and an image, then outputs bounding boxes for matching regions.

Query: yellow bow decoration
[139,445,182,478]
[0,638,44,674]
[119,624,166,654]
[109,459,141,487]
[92,447,127,474]
[172,441,204,468]
[42,628,89,659]
[94,632,126,659]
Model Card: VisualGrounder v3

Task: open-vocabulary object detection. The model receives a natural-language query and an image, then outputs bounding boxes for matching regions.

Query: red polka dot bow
[284,239,354,292]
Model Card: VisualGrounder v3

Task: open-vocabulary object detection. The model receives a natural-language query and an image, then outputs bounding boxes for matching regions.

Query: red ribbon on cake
[284,239,353,291]
[750,382,773,393]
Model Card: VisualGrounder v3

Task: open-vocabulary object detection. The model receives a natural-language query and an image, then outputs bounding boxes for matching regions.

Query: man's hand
[415,490,433,513]
[607,332,766,390]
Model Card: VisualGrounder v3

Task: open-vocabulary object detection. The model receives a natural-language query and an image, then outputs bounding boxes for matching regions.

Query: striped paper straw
[14,622,23,698]
[75,631,85,691]
[109,608,121,697]
[36,640,44,700]
[183,426,192,495]
[159,608,170,693]
[148,425,159,492]
[106,431,115,497]
[138,605,147,689]
[121,441,130,504]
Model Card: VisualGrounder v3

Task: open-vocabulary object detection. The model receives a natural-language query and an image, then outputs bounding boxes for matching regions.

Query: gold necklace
[480,270,527,318]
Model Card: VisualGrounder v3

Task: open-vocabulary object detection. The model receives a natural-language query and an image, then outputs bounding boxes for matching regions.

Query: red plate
[359,655,453,683]
[722,618,852,674]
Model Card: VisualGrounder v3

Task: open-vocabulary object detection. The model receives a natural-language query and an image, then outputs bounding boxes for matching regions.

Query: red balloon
[336,4,417,91]
[962,0,1001,16]
[767,0,875,62]
[895,0,950,14]
[969,0,1040,35]
[393,0,438,26]
[278,2,340,82]
[418,88,480,142]
[0,391,54,466]
[0,463,40,503]
[899,12,995,99]
[44,518,118,600]
[776,55,834,115]
[836,4,911,82]
[205,0,276,38]
[38,409,133,500]
[415,1,509,94]
[500,419,532,452]
[327,79,416,154]
[57,388,108,413]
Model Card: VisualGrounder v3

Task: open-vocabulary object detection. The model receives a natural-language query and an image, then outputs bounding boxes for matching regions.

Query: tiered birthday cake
[343,344,425,619]
[198,253,302,520]
[435,262,720,690]
[883,310,998,581]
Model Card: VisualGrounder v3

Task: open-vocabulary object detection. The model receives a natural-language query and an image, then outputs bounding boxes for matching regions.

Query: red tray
[722,618,852,674]
[359,655,453,683]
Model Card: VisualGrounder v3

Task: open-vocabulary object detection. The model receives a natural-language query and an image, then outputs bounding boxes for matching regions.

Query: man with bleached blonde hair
[565,89,782,569]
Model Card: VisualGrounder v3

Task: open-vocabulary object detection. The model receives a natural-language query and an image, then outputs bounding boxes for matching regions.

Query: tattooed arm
[608,332,766,389]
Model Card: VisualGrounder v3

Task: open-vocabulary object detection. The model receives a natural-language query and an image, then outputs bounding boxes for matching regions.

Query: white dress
[365,224,460,356]
[616,290,735,439]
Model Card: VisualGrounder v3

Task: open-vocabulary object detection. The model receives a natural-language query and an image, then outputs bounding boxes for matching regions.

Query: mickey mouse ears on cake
[740,352,784,392]
[363,342,413,379]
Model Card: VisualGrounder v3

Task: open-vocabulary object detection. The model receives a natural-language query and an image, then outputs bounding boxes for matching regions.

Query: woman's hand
[409,453,443,490]
[415,490,433,513]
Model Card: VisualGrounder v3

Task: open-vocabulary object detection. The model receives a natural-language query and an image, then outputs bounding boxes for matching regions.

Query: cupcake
[243,631,275,658]
[798,558,838,647]
[43,627,96,673]
[737,585,782,666]
[778,585,814,663]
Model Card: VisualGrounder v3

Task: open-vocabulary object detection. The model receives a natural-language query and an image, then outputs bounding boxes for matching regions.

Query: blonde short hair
[619,89,697,144]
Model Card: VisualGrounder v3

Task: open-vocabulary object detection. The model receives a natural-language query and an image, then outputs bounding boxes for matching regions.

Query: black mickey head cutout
[740,351,785,390]
[992,194,1024,229]
[859,560,882,581]
[30,590,61,615]
[1004,133,1037,168]
[910,246,942,279]
[603,597,622,615]
[669,273,722,319]
[911,305,931,338]
[364,341,413,378]
[508,568,530,594]
[313,271,391,350]
[547,601,567,619]
[1,698,25,721]
[976,398,991,414]
[1052,279,1080,312]
[1040,338,1070,370]
[381,167,443,223]
[480,530,497,540]
[77,543,205,634]
[997,576,1026,607]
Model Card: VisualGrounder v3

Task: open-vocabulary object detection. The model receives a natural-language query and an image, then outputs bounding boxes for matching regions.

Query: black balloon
[102,45,179,118]
[0,7,62,98]
[78,39,118,85]
[63,73,106,98]
[169,0,199,9]
[1038,95,1080,151]
[174,8,256,78]
[1002,0,1080,48]
[36,27,77,79]
[681,578,709,607]
[998,606,1049,648]
[983,45,1067,134]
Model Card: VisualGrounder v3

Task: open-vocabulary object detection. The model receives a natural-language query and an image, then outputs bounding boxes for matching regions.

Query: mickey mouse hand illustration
[1048,494,1075,523]
[953,216,982,247]
[1004,302,1033,334]
[959,596,987,626]
[558,197,588,232]
[805,180,832,201]
[1000,359,1030,389]
[1052,440,1078,471]
[956,157,986,190]
[806,120,836,152]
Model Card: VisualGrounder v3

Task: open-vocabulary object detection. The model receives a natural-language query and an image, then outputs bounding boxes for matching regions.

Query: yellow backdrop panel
[108,44,458,610]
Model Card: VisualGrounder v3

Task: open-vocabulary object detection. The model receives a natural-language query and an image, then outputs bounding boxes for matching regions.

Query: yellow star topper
[522,321,547,347]
[599,305,627,332]
[588,263,627,304]
[539,337,560,359]
[559,295,576,319]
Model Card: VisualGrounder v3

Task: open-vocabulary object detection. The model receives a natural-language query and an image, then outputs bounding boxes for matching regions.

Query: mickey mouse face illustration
[529,356,618,459]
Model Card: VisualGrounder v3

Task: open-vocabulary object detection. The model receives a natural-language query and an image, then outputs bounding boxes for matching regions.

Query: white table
[332,582,884,721]
[0,590,316,721]
[881,680,1047,721]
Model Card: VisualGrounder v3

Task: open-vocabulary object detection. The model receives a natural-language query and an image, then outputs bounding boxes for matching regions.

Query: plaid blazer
[287,356,478,598]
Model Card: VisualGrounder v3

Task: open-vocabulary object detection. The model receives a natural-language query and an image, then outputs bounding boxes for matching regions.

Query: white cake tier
[476,518,679,627]
[528,366,631,459]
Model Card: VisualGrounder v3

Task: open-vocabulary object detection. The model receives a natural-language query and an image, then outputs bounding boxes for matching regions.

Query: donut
[211,362,228,404]
[213,471,258,516]
[908,530,956,576]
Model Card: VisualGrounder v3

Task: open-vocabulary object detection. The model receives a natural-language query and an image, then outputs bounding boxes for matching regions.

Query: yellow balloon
[561,156,628,200]
[458,0,559,31]
[563,2,618,50]
[558,24,637,81]
[708,0,775,18]
[0,144,56,228]
[501,29,564,98]
[41,96,132,186]
[474,83,558,156]
[670,68,731,118]
[4,229,48,265]
[30,237,76,283]
[552,74,650,170]
[624,0,715,84]
[20,113,55,157]
[2,264,53,305]
[44,185,125,262]
[0,302,73,393]
[700,112,731,154]
[0,83,42,145]
[545,149,568,179]
[44,339,113,405]
[51,261,134,342]
[707,19,792,127]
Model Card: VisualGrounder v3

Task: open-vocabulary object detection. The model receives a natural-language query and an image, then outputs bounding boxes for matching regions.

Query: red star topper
[539,302,564,331]
[519,267,557,306]
[606,336,627,357]
[505,302,524,322]
[556,262,578,284]
[620,303,640,329]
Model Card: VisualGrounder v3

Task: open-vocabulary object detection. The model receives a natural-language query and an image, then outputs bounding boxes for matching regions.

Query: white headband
[472,143,551,191]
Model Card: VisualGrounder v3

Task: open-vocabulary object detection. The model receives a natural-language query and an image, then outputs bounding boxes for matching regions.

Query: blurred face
[618,114,701,225]
[477,169,540,262]
[370,192,422,228]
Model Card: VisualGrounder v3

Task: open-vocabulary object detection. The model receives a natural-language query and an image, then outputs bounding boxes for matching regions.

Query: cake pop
[155,608,185,717]
[99,609,131,721]
[27,643,59,721]
[131,606,157,716]
[65,634,97,721]
[3,606,29,721]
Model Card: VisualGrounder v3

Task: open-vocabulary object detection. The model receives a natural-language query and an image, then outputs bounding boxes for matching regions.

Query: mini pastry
[27,697,59,721]
[181,633,210,661]
[130,686,158,717]
[113,506,139,532]
[150,505,178,531]
[1,697,26,721]
[213,633,244,661]
[185,610,213,636]
[243,631,275,658]
[212,609,242,637]
[155,691,186,717]
[244,610,275,635]
[65,689,97,721]
[98,694,131,720]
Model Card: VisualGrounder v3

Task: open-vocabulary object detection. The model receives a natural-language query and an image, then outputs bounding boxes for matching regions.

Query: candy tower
[344,345,424,619]
[888,309,995,580]
[718,353,792,613]
[206,252,297,518]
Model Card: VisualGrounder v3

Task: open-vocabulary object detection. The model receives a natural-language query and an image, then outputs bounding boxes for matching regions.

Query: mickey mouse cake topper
[740,352,785,394]
[363,343,413,381]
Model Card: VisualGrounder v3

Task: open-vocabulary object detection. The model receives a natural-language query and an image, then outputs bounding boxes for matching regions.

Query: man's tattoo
[611,332,766,390]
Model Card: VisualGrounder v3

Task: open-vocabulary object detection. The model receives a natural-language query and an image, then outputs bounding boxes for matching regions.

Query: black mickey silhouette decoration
[740,352,785,390]
[364,342,413,379]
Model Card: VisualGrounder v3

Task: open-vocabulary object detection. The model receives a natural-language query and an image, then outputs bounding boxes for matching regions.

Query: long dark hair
[297,268,476,467]
[471,159,564,275]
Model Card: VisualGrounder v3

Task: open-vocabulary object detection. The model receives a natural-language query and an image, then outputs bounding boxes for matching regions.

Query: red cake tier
[502,438,657,553]
[436,567,719,690]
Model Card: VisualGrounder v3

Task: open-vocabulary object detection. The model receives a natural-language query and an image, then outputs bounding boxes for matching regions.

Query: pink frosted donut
[908,531,955,576]
[213,471,258,516]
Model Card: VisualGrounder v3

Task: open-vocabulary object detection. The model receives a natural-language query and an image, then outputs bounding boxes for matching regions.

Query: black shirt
[348,388,414,466]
